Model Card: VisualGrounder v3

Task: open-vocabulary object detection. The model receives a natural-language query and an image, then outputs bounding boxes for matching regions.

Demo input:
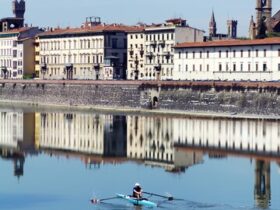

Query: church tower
[227,20,238,39]
[209,11,217,38]
[12,0,26,19]
[256,0,272,37]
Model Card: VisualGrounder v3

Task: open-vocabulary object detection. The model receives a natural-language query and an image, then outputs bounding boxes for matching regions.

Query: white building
[127,27,145,80]
[0,27,42,79]
[127,19,204,80]
[38,112,106,155]
[174,38,280,81]
[38,21,132,80]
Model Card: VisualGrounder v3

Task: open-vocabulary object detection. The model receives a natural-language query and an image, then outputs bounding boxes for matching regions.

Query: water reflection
[0,109,280,209]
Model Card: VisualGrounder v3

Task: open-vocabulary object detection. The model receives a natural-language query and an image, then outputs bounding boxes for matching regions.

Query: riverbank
[1,79,280,120]
[1,99,280,121]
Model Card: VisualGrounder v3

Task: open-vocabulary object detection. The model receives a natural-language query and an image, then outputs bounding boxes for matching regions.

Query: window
[240,63,243,71]
[207,51,209,58]
[219,50,222,58]
[193,64,195,71]
[219,63,222,71]
[248,63,251,71]
[256,49,259,57]
[207,64,209,71]
[263,63,267,71]
[186,65,188,71]
[256,63,259,71]
[200,51,202,59]
[248,50,251,57]
[13,50,17,58]
[226,50,229,58]
[112,38,118,49]
[185,51,188,58]
[233,50,236,58]
[241,50,243,58]
[200,64,202,71]
[193,51,195,58]
[233,63,236,71]
[278,63,280,71]
[264,49,267,57]
[178,52,181,59]
[278,49,280,57]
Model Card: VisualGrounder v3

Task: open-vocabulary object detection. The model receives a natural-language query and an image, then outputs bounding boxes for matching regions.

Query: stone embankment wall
[0,80,280,115]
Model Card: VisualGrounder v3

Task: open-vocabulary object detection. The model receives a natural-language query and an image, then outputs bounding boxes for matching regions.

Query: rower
[133,183,143,199]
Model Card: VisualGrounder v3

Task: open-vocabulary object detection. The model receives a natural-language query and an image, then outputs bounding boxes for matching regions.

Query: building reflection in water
[0,111,36,178]
[1,109,280,207]
[255,160,271,209]
[127,115,203,173]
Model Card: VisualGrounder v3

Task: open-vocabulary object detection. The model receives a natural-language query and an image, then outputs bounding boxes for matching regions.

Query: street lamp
[40,63,47,80]
[1,66,8,79]
[94,63,100,80]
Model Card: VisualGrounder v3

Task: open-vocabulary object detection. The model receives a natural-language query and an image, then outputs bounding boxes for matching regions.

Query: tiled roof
[175,38,280,48]
[39,25,142,37]
[0,27,32,35]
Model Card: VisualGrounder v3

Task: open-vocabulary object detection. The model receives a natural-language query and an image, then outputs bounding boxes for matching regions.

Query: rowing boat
[116,193,157,208]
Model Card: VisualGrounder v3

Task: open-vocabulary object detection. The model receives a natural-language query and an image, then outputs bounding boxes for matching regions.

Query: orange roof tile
[175,38,280,48]
[39,24,143,37]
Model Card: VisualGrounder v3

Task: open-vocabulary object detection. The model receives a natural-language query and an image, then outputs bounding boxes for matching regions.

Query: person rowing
[133,183,146,200]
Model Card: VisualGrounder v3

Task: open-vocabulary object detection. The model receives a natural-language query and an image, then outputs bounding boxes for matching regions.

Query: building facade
[127,19,204,80]
[174,38,280,81]
[0,27,42,79]
[37,23,129,80]
[127,28,145,80]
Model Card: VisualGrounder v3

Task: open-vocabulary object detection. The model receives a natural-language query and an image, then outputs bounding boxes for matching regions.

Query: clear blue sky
[0,0,280,37]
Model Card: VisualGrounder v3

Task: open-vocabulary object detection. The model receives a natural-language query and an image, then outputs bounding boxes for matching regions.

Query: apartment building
[0,27,42,79]
[127,27,145,80]
[174,38,280,81]
[37,20,132,80]
[127,19,204,80]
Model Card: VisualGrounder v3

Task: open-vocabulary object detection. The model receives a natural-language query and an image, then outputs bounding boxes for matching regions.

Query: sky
[0,0,280,37]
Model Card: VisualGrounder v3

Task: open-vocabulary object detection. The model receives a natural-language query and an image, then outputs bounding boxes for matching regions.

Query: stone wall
[0,83,142,108]
[0,81,280,116]
[158,87,280,115]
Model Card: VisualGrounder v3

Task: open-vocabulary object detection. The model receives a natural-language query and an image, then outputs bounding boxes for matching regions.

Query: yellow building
[0,27,42,79]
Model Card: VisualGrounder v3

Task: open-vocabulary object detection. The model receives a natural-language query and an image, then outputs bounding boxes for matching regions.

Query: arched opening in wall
[152,96,159,108]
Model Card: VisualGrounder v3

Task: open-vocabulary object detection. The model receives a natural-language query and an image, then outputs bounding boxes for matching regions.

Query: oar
[143,192,174,201]
[90,196,118,204]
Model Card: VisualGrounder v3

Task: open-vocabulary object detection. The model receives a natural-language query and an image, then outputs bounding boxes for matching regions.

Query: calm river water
[0,106,279,210]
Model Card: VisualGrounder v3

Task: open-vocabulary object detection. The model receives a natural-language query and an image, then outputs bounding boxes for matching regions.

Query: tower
[249,16,257,39]
[227,20,238,38]
[209,11,217,38]
[254,160,271,209]
[12,0,26,19]
[256,0,272,37]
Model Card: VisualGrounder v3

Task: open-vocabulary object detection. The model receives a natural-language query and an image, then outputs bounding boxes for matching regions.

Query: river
[0,106,279,210]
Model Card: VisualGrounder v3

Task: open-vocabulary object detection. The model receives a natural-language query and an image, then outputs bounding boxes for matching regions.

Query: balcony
[154,64,162,72]
[158,40,166,48]
[146,52,154,58]
[150,41,157,48]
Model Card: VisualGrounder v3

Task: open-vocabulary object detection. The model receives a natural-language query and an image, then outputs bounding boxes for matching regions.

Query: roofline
[174,38,280,49]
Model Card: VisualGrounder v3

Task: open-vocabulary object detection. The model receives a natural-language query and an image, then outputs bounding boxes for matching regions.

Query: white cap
[135,183,140,187]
